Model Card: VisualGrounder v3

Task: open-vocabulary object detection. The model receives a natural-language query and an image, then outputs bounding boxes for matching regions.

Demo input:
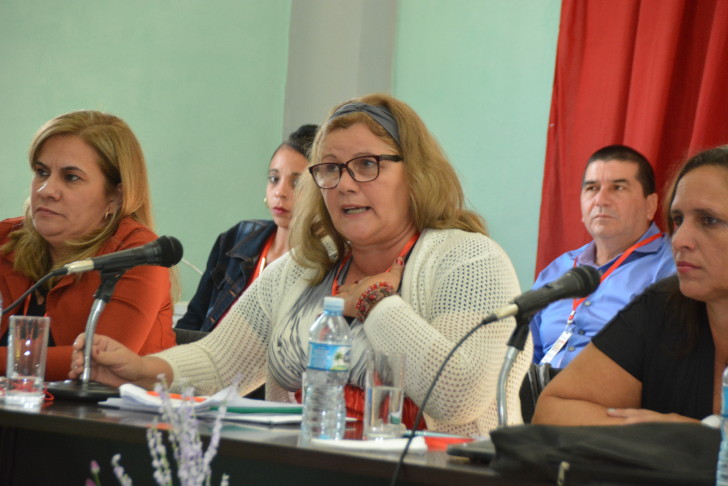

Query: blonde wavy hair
[290,93,487,284]
[2,110,154,283]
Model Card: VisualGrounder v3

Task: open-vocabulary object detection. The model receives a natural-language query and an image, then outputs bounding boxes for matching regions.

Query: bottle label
[308,342,351,372]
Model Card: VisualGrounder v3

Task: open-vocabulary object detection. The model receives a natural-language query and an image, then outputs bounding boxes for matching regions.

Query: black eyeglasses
[308,154,403,189]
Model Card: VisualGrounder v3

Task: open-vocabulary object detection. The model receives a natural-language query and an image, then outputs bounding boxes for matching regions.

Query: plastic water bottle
[717,366,728,486]
[299,296,351,446]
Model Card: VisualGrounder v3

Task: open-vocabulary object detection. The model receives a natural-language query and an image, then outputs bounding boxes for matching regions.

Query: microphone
[59,236,184,275]
[493,265,601,321]
[490,265,600,426]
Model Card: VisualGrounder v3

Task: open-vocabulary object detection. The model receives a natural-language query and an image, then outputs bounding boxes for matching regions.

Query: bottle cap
[323,296,345,313]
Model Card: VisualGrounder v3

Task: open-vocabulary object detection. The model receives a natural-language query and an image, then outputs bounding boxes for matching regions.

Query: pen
[405,430,469,439]
[147,391,207,403]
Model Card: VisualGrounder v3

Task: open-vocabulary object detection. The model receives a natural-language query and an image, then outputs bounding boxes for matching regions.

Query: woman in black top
[534,144,728,425]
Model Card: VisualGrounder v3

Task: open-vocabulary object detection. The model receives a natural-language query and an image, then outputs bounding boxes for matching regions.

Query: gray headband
[329,102,401,147]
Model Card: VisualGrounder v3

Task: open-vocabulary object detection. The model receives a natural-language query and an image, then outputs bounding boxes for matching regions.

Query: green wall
[0,1,291,298]
[0,0,560,300]
[394,0,560,289]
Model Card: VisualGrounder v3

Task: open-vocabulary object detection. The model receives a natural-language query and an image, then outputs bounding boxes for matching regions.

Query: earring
[263,197,268,206]
[104,210,111,220]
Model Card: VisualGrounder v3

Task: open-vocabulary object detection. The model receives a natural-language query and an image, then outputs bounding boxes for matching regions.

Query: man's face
[580,159,658,250]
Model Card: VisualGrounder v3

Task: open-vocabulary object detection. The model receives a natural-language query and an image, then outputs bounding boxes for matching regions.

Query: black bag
[489,422,720,486]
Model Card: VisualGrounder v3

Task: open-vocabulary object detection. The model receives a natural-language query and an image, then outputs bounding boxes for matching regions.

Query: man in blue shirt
[530,145,675,367]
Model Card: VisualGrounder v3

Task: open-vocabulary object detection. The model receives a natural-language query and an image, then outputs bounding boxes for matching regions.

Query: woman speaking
[71,94,530,435]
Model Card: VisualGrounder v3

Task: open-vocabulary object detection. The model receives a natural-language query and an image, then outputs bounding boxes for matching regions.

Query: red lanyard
[331,232,420,295]
[246,233,276,290]
[568,232,663,320]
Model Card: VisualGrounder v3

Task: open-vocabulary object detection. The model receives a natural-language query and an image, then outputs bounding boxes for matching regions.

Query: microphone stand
[496,313,531,427]
[47,268,126,401]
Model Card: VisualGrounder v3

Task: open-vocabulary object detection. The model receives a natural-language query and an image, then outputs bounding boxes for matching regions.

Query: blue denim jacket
[176,220,276,332]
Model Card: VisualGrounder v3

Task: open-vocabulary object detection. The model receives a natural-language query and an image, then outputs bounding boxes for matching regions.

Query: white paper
[200,411,304,425]
[309,436,428,454]
[98,383,302,417]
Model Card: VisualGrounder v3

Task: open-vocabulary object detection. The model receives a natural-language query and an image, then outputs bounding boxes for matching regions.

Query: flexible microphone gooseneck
[388,266,601,486]
[1,271,60,316]
[1,236,183,316]
[32,236,183,402]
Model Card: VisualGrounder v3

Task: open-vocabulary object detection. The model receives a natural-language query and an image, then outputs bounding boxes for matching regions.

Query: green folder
[210,406,302,414]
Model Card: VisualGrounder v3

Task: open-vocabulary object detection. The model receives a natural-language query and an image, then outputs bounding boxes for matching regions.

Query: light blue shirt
[528,223,675,367]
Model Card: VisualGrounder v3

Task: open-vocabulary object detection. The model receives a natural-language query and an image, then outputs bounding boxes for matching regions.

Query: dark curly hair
[275,124,318,159]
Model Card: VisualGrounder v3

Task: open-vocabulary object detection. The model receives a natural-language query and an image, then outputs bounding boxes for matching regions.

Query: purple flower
[88,459,102,485]
[149,373,239,486]
[111,454,133,486]
[146,422,172,486]
[89,375,238,486]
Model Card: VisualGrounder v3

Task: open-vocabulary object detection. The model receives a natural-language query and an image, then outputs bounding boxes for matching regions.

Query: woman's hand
[69,332,172,389]
[336,257,405,318]
[606,408,699,424]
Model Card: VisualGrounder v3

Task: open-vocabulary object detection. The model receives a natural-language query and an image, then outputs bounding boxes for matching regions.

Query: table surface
[0,397,543,486]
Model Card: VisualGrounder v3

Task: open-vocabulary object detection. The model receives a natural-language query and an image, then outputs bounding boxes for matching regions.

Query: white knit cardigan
[157,228,532,436]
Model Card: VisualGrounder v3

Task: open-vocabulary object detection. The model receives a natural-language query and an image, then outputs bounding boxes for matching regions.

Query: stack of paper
[310,437,428,454]
[99,383,303,424]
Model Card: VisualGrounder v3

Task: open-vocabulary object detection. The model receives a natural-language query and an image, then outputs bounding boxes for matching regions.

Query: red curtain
[536,0,728,275]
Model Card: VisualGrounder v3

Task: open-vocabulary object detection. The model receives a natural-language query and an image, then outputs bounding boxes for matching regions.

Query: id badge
[540,328,573,366]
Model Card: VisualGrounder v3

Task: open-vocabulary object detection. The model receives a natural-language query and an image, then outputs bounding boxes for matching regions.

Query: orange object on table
[424,435,473,451]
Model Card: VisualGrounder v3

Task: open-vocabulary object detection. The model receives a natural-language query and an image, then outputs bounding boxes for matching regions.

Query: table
[0,399,541,486]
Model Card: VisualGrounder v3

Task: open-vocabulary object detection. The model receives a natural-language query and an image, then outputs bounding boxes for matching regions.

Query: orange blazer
[0,217,176,381]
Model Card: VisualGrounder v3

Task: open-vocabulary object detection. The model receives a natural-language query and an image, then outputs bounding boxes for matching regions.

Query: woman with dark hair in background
[0,110,175,381]
[176,124,318,332]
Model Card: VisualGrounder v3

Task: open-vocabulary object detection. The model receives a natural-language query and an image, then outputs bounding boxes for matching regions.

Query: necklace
[331,232,420,295]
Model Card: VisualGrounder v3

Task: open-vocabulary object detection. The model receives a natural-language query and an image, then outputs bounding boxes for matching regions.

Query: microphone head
[570,265,601,298]
[156,236,184,267]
